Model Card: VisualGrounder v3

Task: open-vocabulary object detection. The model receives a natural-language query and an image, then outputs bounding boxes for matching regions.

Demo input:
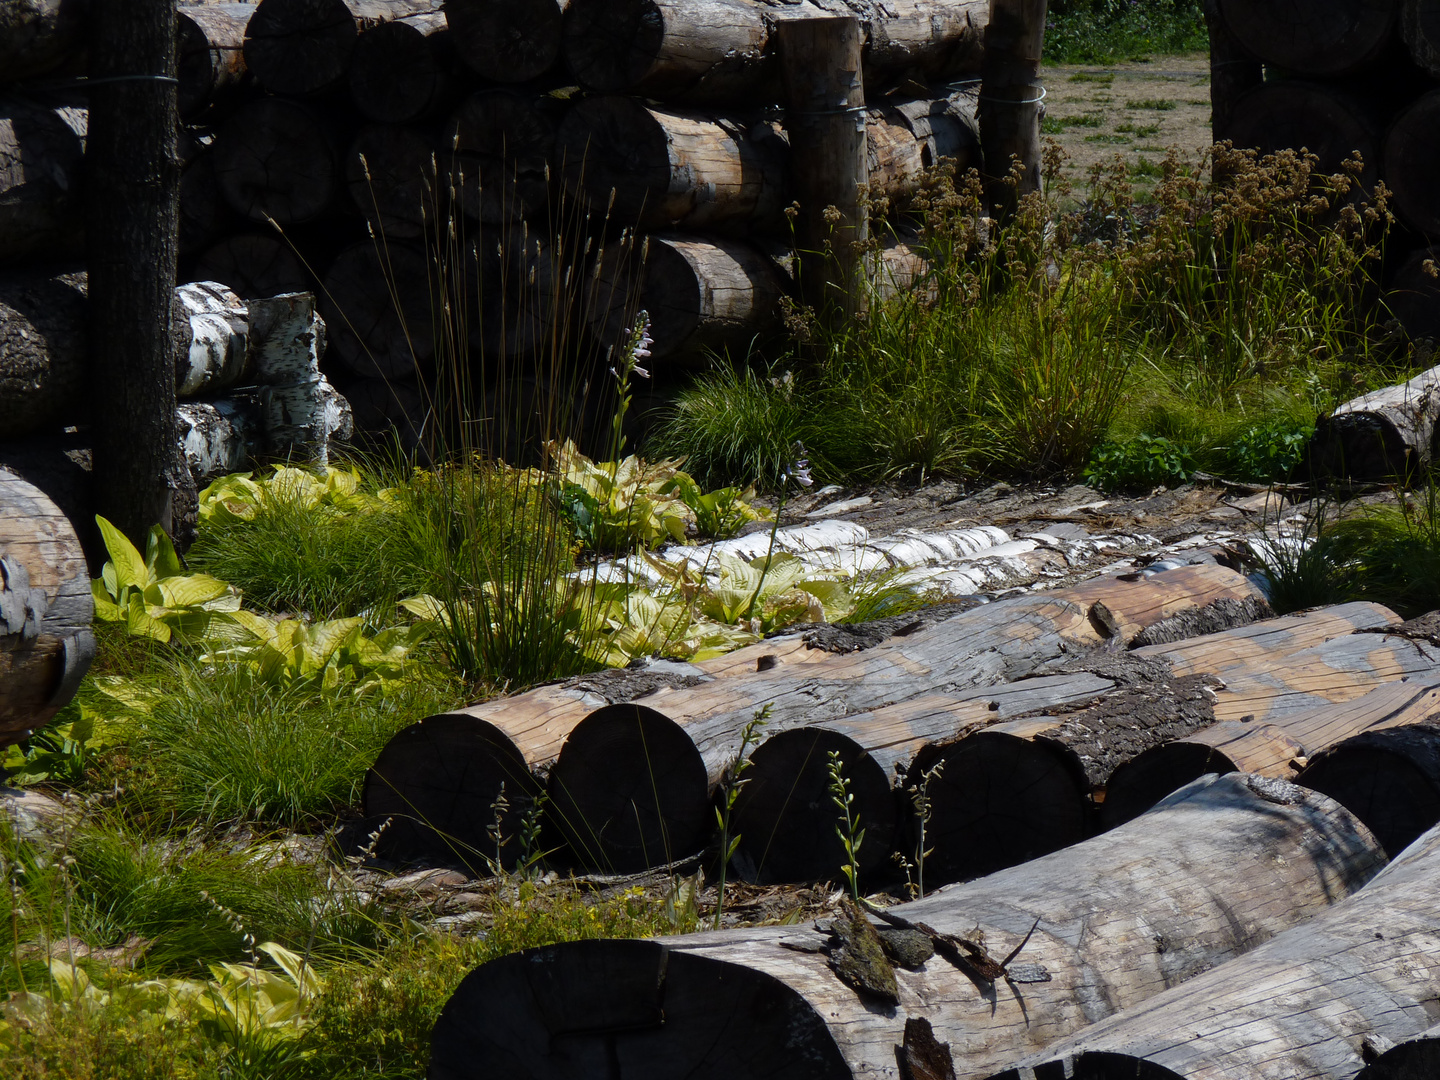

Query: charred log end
[546,703,709,873]
[349,21,440,125]
[1217,0,1395,75]
[447,0,564,83]
[1307,412,1415,484]
[429,939,850,1080]
[1100,742,1239,831]
[918,731,1088,887]
[562,0,665,93]
[243,0,356,96]
[1383,92,1440,237]
[728,727,897,885]
[1297,727,1440,858]
[362,712,538,874]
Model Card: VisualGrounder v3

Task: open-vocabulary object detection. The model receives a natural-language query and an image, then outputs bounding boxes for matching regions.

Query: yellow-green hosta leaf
[152,573,233,609]
[96,515,148,590]
[228,609,281,644]
[91,578,122,622]
[299,617,362,671]
[145,525,183,579]
[796,578,856,622]
[125,592,171,643]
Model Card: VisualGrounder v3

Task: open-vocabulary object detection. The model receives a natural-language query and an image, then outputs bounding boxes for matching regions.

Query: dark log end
[546,703,709,873]
[428,939,849,1080]
[363,712,539,873]
[446,90,557,225]
[556,96,669,223]
[194,234,311,301]
[346,125,436,241]
[350,20,445,125]
[244,0,356,96]
[1297,726,1440,858]
[1227,81,1379,188]
[562,0,664,93]
[446,0,564,83]
[1308,411,1416,483]
[213,98,340,225]
[1387,247,1440,343]
[1217,0,1396,75]
[1383,91,1440,236]
[1099,742,1237,830]
[320,241,435,380]
[728,728,898,885]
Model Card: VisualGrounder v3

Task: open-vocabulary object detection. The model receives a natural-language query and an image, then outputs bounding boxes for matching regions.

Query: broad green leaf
[145,525,183,579]
[153,573,233,608]
[96,516,148,590]
[125,592,170,643]
[91,578,122,622]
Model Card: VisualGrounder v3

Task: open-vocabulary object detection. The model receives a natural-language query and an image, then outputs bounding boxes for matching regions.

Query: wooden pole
[978,0,1046,216]
[776,16,867,323]
[87,0,192,549]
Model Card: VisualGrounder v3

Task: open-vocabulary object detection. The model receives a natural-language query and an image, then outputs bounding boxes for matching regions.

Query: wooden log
[366,563,1262,874]
[0,98,85,265]
[172,279,250,397]
[348,9,454,124]
[176,2,254,118]
[1202,0,1262,144]
[345,124,435,240]
[0,272,87,440]
[443,0,565,84]
[1103,678,1440,829]
[777,16,867,321]
[0,0,89,85]
[1383,90,1440,237]
[242,0,439,97]
[1217,0,1396,76]
[471,230,563,362]
[988,819,1440,1080]
[320,240,435,380]
[0,468,94,746]
[248,290,353,463]
[1357,1022,1440,1080]
[1402,0,1440,77]
[177,397,259,481]
[562,0,987,106]
[341,373,428,449]
[1309,363,1440,481]
[588,232,790,366]
[1388,246,1440,343]
[1296,724,1440,858]
[866,87,980,203]
[179,152,236,256]
[428,771,1386,1079]
[978,0,1046,210]
[445,90,559,226]
[212,97,341,225]
[1227,80,1382,190]
[193,233,310,299]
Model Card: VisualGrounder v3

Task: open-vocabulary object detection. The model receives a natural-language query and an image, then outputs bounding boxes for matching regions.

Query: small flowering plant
[608,310,653,459]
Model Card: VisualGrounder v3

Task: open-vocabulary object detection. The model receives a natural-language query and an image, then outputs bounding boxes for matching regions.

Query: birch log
[1383,89,1440,236]
[172,279,249,397]
[0,98,85,265]
[1218,0,1396,76]
[177,397,260,481]
[1297,724,1440,857]
[443,0,566,84]
[0,468,93,746]
[0,0,89,85]
[989,819,1440,1080]
[249,291,353,462]
[345,124,435,240]
[428,772,1385,1080]
[348,8,453,124]
[212,97,341,224]
[176,2,254,118]
[1309,362,1440,481]
[193,233,310,299]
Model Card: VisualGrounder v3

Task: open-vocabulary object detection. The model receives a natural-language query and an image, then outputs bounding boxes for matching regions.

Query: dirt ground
[1040,52,1213,196]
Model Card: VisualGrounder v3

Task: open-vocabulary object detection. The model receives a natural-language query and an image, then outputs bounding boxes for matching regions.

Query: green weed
[1045,0,1206,64]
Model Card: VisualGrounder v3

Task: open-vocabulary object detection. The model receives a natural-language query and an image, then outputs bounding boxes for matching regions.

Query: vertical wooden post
[1203,0,1263,145]
[979,0,1047,216]
[776,16,868,323]
[88,0,191,548]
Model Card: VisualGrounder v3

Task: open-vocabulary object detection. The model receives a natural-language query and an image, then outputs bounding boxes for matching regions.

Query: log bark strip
[176,2,254,118]
[444,0,566,84]
[1383,90,1440,237]
[989,818,1440,1080]
[0,272,88,440]
[1309,362,1440,481]
[429,772,1385,1080]
[0,468,94,745]
[1218,0,1396,76]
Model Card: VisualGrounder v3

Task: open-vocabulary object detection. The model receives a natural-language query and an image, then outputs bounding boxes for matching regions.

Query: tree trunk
[978,0,1046,213]
[1202,0,1261,144]
[0,272,88,440]
[320,239,434,379]
[991,819,1440,1080]
[589,232,790,366]
[1296,724,1440,859]
[345,124,435,240]
[0,0,89,84]
[1103,677,1440,829]
[176,1,253,118]
[1217,0,1396,76]
[87,0,189,549]
[365,563,1261,874]
[1402,0,1440,77]
[1387,246,1440,343]
[212,96,342,225]
[1228,80,1384,190]
[1309,362,1440,481]
[1357,1022,1440,1080]
[242,0,438,96]
[0,98,86,265]
[348,9,454,123]
[0,468,94,745]
[778,16,867,322]
[176,396,259,480]
[1383,89,1440,237]
[562,0,987,105]
[193,232,311,298]
[444,0,566,84]
[445,89,559,226]
[428,772,1385,1080]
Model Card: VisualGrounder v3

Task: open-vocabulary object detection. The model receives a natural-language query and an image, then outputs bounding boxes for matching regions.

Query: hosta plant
[91,517,241,643]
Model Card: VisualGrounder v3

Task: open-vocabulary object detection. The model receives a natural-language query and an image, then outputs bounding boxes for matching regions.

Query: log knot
[0,555,44,641]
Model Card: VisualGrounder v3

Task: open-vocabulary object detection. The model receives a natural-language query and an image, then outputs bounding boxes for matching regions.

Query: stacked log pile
[1208,1,1440,385]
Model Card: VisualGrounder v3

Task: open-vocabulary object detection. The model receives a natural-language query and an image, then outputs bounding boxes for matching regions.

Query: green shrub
[1224,421,1314,482]
[1084,434,1195,490]
[1045,0,1207,63]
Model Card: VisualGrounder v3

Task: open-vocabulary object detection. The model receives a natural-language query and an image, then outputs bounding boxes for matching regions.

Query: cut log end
[1218,0,1396,75]
[1100,742,1239,830]
[213,97,339,225]
[193,234,311,301]
[1297,726,1440,858]
[728,727,897,885]
[362,712,540,873]
[445,0,565,83]
[1383,91,1440,236]
[546,703,709,873]
[562,0,665,93]
[243,0,356,96]
[1227,81,1380,189]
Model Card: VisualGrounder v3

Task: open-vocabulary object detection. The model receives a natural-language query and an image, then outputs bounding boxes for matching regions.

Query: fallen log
[345,124,435,240]
[1297,724,1440,858]
[212,97,342,225]
[365,563,1262,874]
[1383,89,1440,237]
[988,817,1440,1080]
[1227,80,1383,189]
[562,0,987,105]
[348,8,454,124]
[320,240,435,380]
[1387,246,1440,343]
[192,233,311,299]
[176,2,254,118]
[1102,678,1440,828]
[428,772,1386,1079]
[0,98,85,265]
[0,0,88,85]
[1218,0,1395,76]
[587,232,790,365]
[0,468,93,745]
[445,90,560,226]
[443,0,566,84]
[242,0,439,97]
[1309,362,1440,481]
[1357,1022,1440,1080]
